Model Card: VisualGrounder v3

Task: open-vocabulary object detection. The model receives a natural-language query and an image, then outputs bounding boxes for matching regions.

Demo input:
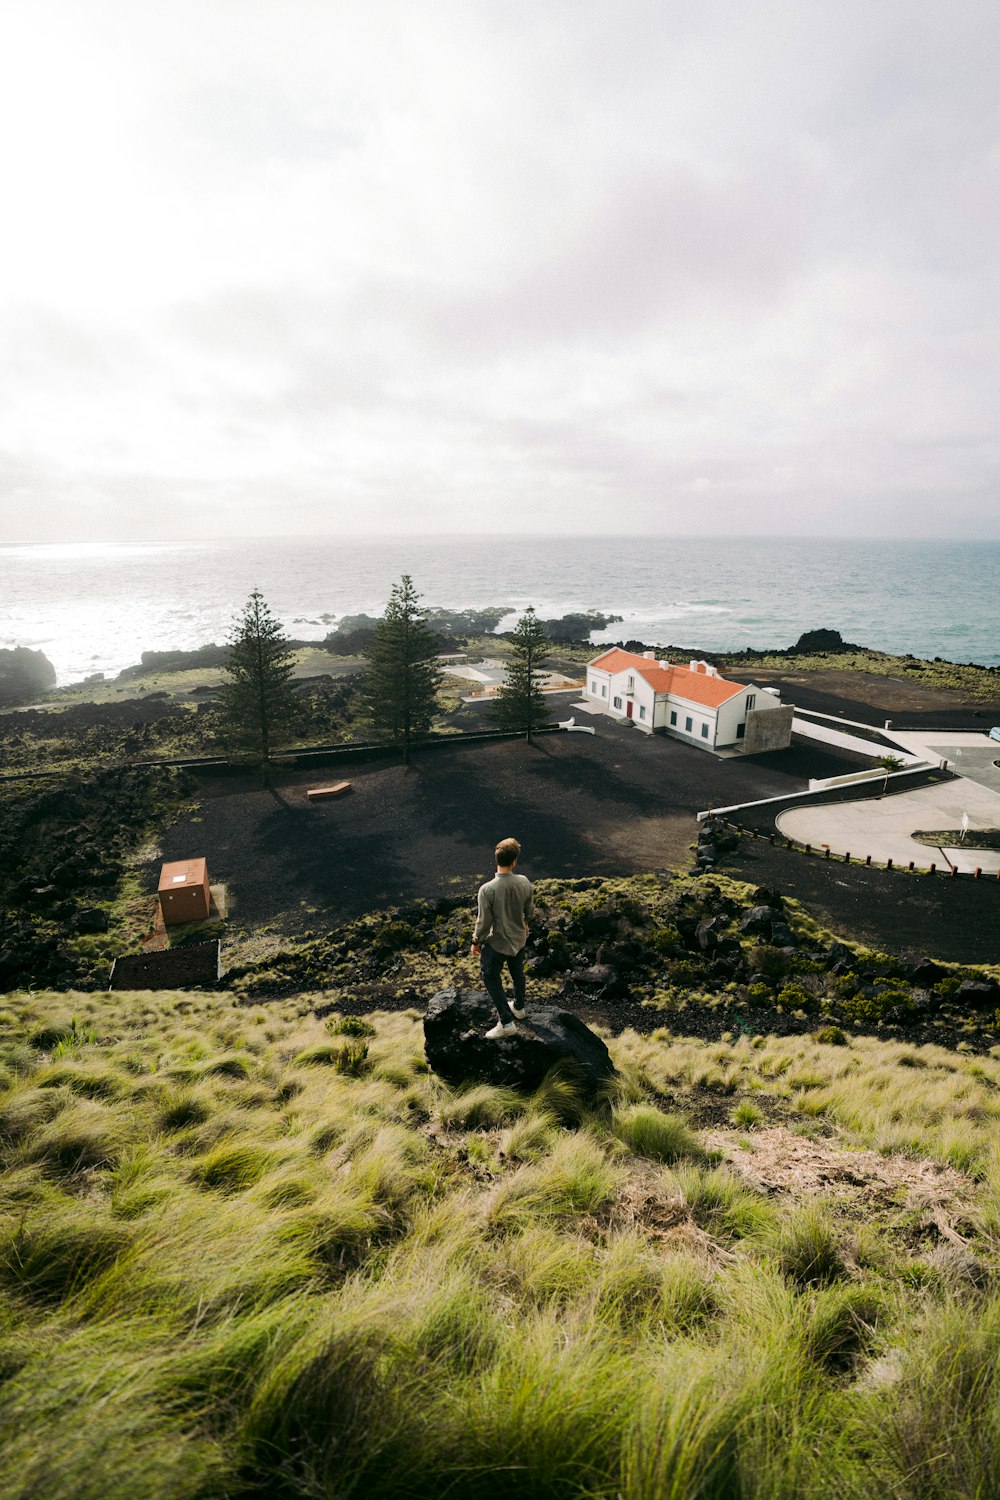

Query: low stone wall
[744,704,794,753]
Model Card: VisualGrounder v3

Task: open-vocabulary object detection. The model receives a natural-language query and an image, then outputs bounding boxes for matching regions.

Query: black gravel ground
[154,719,857,933]
[735,673,1000,731]
[716,837,1000,966]
[150,715,1000,964]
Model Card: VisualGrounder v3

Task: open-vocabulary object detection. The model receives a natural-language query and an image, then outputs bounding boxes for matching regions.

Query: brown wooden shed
[158,857,211,925]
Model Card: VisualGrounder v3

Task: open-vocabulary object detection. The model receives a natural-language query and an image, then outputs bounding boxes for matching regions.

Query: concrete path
[776,778,1000,874]
[792,715,925,766]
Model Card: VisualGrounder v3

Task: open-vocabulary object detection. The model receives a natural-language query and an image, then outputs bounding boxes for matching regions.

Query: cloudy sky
[2,0,998,543]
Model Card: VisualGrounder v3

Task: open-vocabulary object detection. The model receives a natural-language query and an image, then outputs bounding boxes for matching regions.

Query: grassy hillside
[3,984,1000,1497]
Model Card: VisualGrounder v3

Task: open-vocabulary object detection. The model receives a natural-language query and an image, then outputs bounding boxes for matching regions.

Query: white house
[584,648,793,752]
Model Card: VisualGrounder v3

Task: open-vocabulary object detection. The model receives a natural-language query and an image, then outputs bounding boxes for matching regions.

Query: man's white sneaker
[509,1004,526,1020]
[485,1021,516,1039]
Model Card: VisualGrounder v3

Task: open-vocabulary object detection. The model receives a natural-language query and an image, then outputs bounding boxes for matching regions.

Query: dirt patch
[703,1125,974,1228]
[599,1172,729,1260]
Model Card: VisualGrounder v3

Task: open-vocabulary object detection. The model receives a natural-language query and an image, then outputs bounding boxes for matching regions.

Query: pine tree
[492,607,550,742]
[363,575,442,764]
[220,590,299,782]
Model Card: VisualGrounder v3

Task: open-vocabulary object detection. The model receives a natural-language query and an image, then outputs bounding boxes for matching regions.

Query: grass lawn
[2,984,1000,1497]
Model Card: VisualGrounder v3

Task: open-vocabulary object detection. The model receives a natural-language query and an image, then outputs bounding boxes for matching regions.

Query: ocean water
[1,535,997,686]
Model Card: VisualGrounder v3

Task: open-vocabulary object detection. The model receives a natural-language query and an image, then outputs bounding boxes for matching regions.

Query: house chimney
[657,658,669,669]
[642,650,655,659]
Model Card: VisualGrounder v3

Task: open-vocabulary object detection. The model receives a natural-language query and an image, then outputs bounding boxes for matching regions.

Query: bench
[306,781,352,801]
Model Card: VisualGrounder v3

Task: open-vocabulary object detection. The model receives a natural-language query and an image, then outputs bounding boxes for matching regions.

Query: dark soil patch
[717,837,1000,966]
[912,829,1000,850]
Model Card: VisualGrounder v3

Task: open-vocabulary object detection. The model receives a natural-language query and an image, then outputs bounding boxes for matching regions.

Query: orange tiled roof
[647,665,745,709]
[588,647,651,673]
[589,648,746,709]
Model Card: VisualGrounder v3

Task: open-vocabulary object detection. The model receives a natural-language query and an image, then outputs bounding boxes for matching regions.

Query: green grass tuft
[612,1103,701,1162]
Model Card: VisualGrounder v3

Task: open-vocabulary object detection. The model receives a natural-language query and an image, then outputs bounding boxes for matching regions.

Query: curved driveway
[776,778,1000,874]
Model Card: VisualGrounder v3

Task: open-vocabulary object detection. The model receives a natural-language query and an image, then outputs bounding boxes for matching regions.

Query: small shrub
[746,982,773,1006]
[374,920,421,952]
[334,1041,371,1077]
[815,1026,848,1046]
[776,984,818,1014]
[648,926,682,957]
[326,1015,376,1039]
[747,945,788,979]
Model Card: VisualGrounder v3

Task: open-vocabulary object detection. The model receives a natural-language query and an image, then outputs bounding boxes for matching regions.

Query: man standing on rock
[471,837,534,1039]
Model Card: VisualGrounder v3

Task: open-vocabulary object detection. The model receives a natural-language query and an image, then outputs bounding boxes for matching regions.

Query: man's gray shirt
[474,871,534,955]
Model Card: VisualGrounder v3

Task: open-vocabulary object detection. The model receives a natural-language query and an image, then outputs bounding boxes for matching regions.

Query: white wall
[715,684,781,746]
[656,691,717,745]
[605,667,656,727]
[586,669,611,706]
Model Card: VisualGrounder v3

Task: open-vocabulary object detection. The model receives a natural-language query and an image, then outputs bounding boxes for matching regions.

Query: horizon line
[4,532,1000,548]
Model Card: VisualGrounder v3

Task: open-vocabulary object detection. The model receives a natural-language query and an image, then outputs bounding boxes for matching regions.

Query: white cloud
[0,0,998,541]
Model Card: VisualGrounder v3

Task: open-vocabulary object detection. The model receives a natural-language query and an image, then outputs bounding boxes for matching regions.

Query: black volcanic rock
[423,988,616,1091]
[0,646,56,706]
[792,629,857,654]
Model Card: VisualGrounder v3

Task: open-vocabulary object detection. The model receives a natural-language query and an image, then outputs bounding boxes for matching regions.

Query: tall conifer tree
[364,575,442,764]
[220,590,299,782]
[492,607,550,742]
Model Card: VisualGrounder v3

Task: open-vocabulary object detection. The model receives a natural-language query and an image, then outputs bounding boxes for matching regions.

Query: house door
[626,700,633,718]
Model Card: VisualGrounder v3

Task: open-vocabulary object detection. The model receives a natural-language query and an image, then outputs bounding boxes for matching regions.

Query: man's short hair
[495,837,521,868]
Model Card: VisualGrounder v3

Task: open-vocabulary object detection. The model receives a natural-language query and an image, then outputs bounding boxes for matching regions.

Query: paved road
[889,731,1000,795]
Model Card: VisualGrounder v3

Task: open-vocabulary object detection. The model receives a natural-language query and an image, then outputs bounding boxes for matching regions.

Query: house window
[701,723,709,739]
[746,694,755,711]
[685,716,693,733]
[601,684,607,698]
[613,695,623,710]
[639,705,646,720]
[589,679,597,694]
[669,710,677,726]
[626,674,634,691]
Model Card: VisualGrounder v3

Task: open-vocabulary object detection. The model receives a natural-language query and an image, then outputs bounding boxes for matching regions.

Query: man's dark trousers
[481,943,526,1024]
